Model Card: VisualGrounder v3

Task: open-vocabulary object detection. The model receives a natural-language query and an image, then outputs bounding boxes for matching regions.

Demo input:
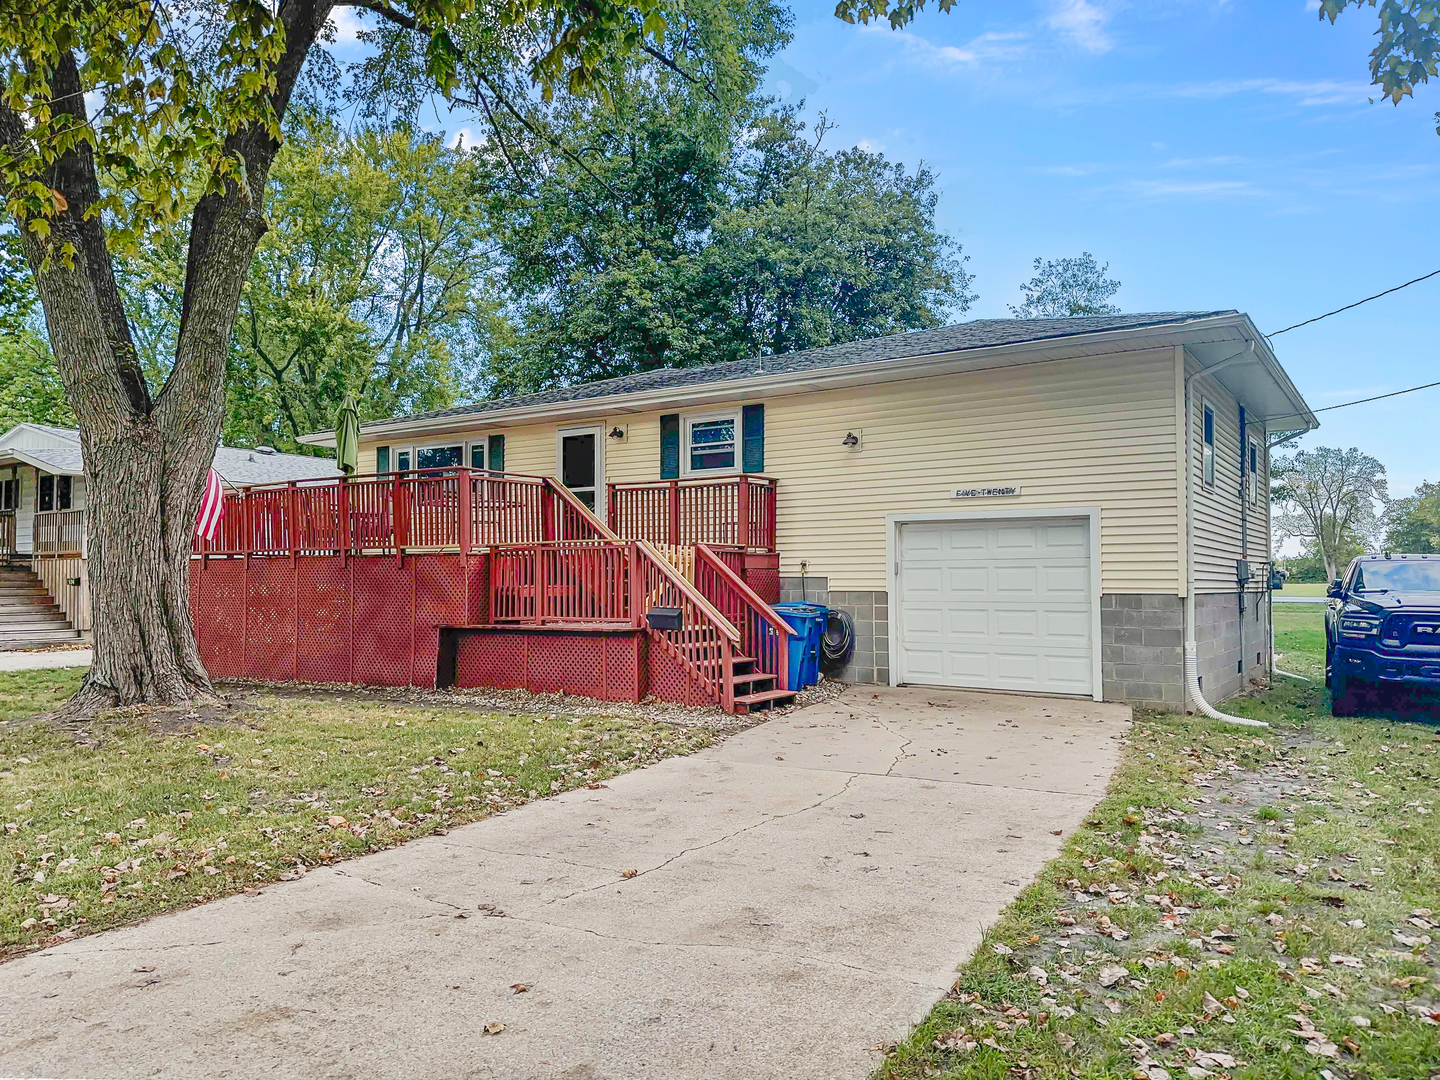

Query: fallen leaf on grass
[1097,965,1127,987]
[1055,1033,1076,1050]
[1329,954,1364,968]
[933,1027,976,1052]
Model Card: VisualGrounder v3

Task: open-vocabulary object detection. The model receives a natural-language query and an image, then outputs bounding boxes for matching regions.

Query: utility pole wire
[1313,379,1440,413]
[1266,269,1440,337]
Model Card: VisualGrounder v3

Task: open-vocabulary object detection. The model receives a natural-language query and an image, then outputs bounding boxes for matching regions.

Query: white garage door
[895,517,1093,695]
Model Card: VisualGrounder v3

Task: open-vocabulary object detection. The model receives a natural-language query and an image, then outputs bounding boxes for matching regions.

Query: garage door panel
[994,609,1039,640]
[1040,610,1090,644]
[943,650,992,681]
[1041,564,1090,597]
[994,526,1039,552]
[1043,523,1088,551]
[993,652,1041,684]
[897,517,1092,695]
[945,566,990,595]
[903,607,945,638]
[943,607,992,639]
[904,566,946,595]
[994,566,1039,595]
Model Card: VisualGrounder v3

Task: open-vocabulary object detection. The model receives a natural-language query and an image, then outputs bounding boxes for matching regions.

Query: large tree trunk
[2,1,333,716]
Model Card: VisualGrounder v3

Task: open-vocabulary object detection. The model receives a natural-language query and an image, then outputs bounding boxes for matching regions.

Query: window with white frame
[683,410,739,475]
[1201,402,1216,489]
[389,442,494,473]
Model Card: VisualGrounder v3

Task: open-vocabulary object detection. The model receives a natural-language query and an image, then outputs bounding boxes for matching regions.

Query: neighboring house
[297,311,1317,710]
[1,424,338,643]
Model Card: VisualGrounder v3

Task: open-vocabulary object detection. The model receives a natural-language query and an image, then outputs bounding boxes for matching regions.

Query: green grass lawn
[1,674,712,956]
[878,605,1440,1080]
[1277,581,1329,597]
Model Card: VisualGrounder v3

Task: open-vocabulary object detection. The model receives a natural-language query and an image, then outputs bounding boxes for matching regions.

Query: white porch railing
[0,509,15,558]
[34,509,85,557]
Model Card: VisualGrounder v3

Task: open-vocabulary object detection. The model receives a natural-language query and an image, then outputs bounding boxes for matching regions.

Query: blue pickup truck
[1326,553,1440,715]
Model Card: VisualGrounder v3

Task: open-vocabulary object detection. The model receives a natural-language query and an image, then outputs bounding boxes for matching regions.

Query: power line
[1313,378,1440,413]
[1267,268,1440,337]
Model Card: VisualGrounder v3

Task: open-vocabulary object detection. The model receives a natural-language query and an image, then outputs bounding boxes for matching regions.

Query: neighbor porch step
[0,613,73,629]
[0,629,84,648]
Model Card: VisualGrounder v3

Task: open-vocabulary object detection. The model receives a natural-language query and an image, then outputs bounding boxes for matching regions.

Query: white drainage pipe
[1185,642,1269,728]
[1270,616,1312,682]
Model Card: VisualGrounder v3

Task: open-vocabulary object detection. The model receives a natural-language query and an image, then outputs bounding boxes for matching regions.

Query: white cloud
[327,6,364,45]
[864,24,1030,69]
[1047,0,1114,53]
[856,138,886,153]
[1173,77,1372,106]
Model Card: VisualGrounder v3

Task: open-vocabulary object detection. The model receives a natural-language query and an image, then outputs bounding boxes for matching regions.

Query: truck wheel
[1331,674,1367,717]
[1325,641,1333,689]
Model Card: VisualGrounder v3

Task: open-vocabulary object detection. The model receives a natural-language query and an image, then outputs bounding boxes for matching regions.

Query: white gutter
[301,313,1318,447]
[1182,340,1269,728]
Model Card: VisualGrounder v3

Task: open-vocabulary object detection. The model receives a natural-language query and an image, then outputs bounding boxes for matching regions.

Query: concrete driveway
[0,686,1128,1080]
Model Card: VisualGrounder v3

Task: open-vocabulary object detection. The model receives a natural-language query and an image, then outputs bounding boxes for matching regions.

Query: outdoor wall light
[841,430,862,450]
[608,426,627,441]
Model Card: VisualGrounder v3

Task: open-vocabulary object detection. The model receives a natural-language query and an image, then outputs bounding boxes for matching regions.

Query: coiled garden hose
[820,608,856,673]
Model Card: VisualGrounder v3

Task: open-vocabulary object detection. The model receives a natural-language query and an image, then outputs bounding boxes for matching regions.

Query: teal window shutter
[487,434,505,472]
[376,445,390,473]
[660,414,680,478]
[742,404,764,473]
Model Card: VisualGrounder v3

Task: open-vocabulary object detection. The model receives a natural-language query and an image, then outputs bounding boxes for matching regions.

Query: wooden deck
[190,468,793,712]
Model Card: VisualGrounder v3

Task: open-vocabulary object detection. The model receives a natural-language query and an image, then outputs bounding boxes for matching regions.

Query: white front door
[895,517,1093,695]
[557,427,602,514]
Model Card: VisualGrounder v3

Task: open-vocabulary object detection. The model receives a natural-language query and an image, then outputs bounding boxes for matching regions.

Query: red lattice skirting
[191,554,483,688]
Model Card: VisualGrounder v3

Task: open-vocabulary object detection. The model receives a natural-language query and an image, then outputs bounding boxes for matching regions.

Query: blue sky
[758,0,1438,495]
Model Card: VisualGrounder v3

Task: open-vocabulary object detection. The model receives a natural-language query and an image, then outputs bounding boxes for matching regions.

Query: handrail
[695,544,795,640]
[542,477,622,542]
[636,540,740,642]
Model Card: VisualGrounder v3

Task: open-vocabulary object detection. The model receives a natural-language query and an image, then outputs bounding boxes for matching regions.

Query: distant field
[1277,581,1327,596]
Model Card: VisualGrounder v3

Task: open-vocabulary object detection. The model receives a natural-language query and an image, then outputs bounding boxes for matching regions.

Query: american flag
[195,468,226,543]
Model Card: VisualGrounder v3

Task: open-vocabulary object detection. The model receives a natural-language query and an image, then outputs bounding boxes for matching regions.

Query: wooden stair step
[0,613,72,628]
[0,629,83,647]
[731,687,798,712]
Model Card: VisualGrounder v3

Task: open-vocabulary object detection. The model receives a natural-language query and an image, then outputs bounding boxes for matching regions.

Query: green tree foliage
[1385,480,1440,552]
[227,118,500,450]
[1318,1,1440,134]
[482,90,973,392]
[1272,446,1389,581]
[1009,253,1120,319]
[0,332,73,429]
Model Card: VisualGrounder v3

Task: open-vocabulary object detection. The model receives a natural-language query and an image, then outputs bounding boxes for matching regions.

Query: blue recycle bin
[773,602,827,690]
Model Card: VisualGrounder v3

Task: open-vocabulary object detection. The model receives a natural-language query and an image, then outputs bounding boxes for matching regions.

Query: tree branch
[337,0,418,30]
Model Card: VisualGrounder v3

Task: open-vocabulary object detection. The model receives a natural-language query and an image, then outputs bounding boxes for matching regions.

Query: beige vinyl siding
[1186,357,1268,593]
[758,349,1180,592]
[356,349,1186,592]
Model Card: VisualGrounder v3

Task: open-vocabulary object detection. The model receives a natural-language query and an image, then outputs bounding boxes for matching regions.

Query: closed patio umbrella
[335,393,360,475]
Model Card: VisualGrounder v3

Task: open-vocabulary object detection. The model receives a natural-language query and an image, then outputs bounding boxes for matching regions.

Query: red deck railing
[193,467,617,558]
[606,476,777,552]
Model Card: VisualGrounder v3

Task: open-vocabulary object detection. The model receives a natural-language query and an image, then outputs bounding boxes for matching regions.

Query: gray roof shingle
[2,435,338,487]
[365,311,1236,430]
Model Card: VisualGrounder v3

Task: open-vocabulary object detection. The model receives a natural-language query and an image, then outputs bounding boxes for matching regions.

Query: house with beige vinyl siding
[299,311,1317,711]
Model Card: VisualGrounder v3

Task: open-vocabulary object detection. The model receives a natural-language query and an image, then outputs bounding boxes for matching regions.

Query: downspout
[1183,342,1268,728]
